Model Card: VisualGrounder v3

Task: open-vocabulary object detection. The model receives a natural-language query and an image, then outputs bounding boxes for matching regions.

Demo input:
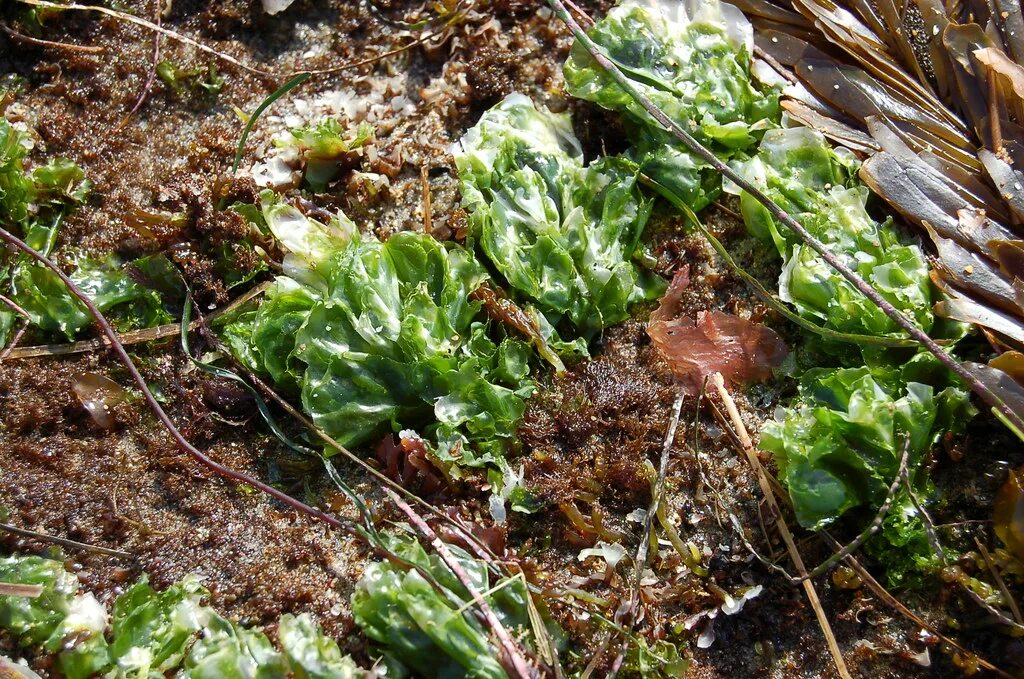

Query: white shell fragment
[262,0,297,15]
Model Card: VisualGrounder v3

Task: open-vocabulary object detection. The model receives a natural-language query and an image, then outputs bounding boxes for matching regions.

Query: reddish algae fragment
[647,267,788,393]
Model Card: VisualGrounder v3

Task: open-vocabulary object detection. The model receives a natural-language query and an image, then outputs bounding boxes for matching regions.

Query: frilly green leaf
[223,201,535,464]
[761,357,974,530]
[563,0,779,209]
[454,94,663,337]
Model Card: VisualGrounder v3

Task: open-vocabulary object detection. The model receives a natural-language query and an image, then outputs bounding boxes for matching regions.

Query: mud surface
[1,1,1022,677]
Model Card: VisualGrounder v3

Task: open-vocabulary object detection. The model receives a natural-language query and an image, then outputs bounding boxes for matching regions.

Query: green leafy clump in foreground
[0,119,171,347]
[222,194,535,469]
[0,554,362,679]
[731,127,975,583]
[228,100,668,475]
[453,93,664,337]
[563,0,779,211]
[761,358,972,531]
[353,531,553,679]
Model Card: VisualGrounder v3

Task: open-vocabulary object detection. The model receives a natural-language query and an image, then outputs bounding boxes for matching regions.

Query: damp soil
[1,1,1022,677]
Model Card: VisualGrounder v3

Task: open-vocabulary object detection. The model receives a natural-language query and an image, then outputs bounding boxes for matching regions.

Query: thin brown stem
[0,582,44,597]
[420,164,433,233]
[563,0,596,27]
[0,23,104,53]
[753,44,799,85]
[711,373,852,679]
[546,0,1024,434]
[387,490,540,679]
[0,522,133,559]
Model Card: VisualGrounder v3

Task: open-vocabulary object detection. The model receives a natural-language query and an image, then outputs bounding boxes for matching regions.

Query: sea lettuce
[280,118,373,192]
[732,127,934,341]
[563,0,779,209]
[351,531,537,679]
[277,613,361,679]
[0,119,170,346]
[106,574,215,677]
[7,253,171,340]
[179,613,288,679]
[761,357,973,530]
[454,94,663,337]
[223,194,534,466]
[0,555,110,679]
[0,120,39,226]
[0,554,361,679]
[730,129,974,581]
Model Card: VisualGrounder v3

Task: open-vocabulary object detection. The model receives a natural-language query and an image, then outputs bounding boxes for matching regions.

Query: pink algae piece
[648,267,788,394]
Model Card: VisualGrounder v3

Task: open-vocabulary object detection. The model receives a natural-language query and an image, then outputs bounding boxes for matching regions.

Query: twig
[710,199,740,221]
[0,22,104,53]
[5,281,269,360]
[387,489,540,679]
[563,0,596,28]
[822,531,1014,679]
[900,464,946,563]
[546,0,1024,434]
[420,165,433,233]
[0,293,30,360]
[609,388,685,677]
[0,582,44,597]
[0,521,132,559]
[710,373,853,679]
[7,322,181,359]
[752,44,799,85]
[976,538,1023,624]
[118,0,163,128]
